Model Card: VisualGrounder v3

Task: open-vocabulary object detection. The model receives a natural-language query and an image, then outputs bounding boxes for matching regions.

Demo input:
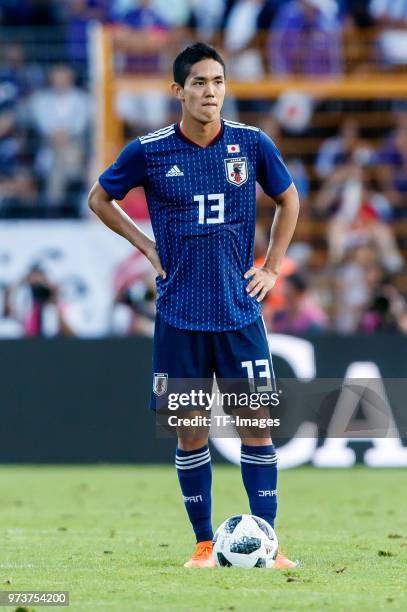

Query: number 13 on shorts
[241,359,273,392]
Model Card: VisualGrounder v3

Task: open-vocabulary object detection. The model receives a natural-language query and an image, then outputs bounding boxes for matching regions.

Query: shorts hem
[156,308,261,332]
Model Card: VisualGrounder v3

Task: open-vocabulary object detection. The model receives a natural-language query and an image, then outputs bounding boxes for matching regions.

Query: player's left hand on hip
[244,267,278,302]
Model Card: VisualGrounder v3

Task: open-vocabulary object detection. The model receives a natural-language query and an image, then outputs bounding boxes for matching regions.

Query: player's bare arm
[244,182,300,302]
[88,181,166,279]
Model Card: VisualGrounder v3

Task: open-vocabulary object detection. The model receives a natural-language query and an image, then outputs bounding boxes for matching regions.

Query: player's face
[180,59,225,123]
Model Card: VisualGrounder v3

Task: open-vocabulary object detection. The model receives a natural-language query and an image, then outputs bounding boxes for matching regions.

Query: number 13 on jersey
[194,193,225,224]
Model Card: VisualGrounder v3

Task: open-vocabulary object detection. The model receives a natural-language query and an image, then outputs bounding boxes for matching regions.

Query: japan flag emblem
[227,144,240,154]
[224,157,248,186]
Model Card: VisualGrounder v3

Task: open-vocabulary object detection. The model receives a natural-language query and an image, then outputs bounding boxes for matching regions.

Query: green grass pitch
[0,465,406,611]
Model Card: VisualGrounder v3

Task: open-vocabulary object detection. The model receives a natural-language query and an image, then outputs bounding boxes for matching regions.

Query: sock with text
[240,444,277,527]
[176,444,213,542]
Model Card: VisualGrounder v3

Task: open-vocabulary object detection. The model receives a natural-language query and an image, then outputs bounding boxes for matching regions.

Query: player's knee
[177,436,209,451]
[239,435,273,446]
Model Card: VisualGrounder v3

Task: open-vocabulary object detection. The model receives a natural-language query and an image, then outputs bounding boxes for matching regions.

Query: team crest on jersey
[224,157,248,186]
[153,373,168,396]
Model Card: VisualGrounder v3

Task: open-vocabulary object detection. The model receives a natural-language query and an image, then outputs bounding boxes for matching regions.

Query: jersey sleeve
[256,130,293,197]
[98,138,147,200]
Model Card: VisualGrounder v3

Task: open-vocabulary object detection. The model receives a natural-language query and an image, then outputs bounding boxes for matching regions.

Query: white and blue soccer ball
[213,514,278,568]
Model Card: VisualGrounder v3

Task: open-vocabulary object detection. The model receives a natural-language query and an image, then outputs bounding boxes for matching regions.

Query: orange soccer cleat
[184,540,217,568]
[273,550,300,569]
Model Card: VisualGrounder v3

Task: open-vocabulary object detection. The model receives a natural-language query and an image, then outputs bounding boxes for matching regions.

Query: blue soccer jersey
[99,119,292,331]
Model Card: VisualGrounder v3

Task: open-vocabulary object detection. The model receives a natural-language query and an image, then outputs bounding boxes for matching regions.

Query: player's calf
[176,443,213,546]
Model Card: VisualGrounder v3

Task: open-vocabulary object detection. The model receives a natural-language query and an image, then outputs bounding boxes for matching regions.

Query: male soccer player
[89,43,299,568]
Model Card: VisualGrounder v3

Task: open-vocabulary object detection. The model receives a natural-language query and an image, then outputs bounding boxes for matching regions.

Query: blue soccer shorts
[150,313,275,410]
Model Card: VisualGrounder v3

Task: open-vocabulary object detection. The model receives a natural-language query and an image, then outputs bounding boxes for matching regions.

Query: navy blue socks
[176,444,213,542]
[240,444,278,527]
[176,443,277,541]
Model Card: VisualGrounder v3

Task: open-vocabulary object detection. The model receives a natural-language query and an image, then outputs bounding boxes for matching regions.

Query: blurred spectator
[257,0,292,30]
[222,0,266,81]
[272,273,328,334]
[9,265,77,337]
[0,284,24,337]
[110,272,156,337]
[0,44,44,97]
[28,65,90,214]
[254,229,297,331]
[376,111,407,218]
[339,1,374,74]
[0,0,61,27]
[334,245,380,332]
[111,0,172,131]
[369,0,407,66]
[397,308,407,333]
[109,0,191,26]
[268,0,342,76]
[153,0,192,27]
[340,0,373,27]
[359,276,406,333]
[315,118,373,180]
[188,0,226,41]
[0,76,31,216]
[261,114,310,199]
[335,245,407,334]
[0,168,41,218]
[111,0,170,63]
[63,0,108,83]
[221,1,290,120]
[315,163,404,271]
[286,157,309,200]
[0,95,22,177]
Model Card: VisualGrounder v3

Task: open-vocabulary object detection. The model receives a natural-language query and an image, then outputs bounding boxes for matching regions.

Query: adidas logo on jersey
[166,165,184,177]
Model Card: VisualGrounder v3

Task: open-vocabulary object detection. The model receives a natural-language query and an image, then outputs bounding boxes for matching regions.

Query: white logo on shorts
[153,373,168,396]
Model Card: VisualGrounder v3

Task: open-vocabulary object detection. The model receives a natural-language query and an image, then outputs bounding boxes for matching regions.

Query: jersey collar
[175,119,224,149]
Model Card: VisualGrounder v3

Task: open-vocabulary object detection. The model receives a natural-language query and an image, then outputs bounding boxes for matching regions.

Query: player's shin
[175,444,213,542]
[240,443,277,528]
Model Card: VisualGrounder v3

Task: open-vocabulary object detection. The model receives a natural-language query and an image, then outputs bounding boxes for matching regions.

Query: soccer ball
[213,514,278,568]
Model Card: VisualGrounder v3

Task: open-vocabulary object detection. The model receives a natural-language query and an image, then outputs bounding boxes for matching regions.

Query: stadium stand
[0,0,406,334]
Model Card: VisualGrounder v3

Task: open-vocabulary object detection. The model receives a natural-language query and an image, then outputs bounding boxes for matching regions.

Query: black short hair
[173,42,226,88]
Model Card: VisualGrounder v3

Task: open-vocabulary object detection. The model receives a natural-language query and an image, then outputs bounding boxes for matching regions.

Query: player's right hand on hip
[146,246,166,280]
